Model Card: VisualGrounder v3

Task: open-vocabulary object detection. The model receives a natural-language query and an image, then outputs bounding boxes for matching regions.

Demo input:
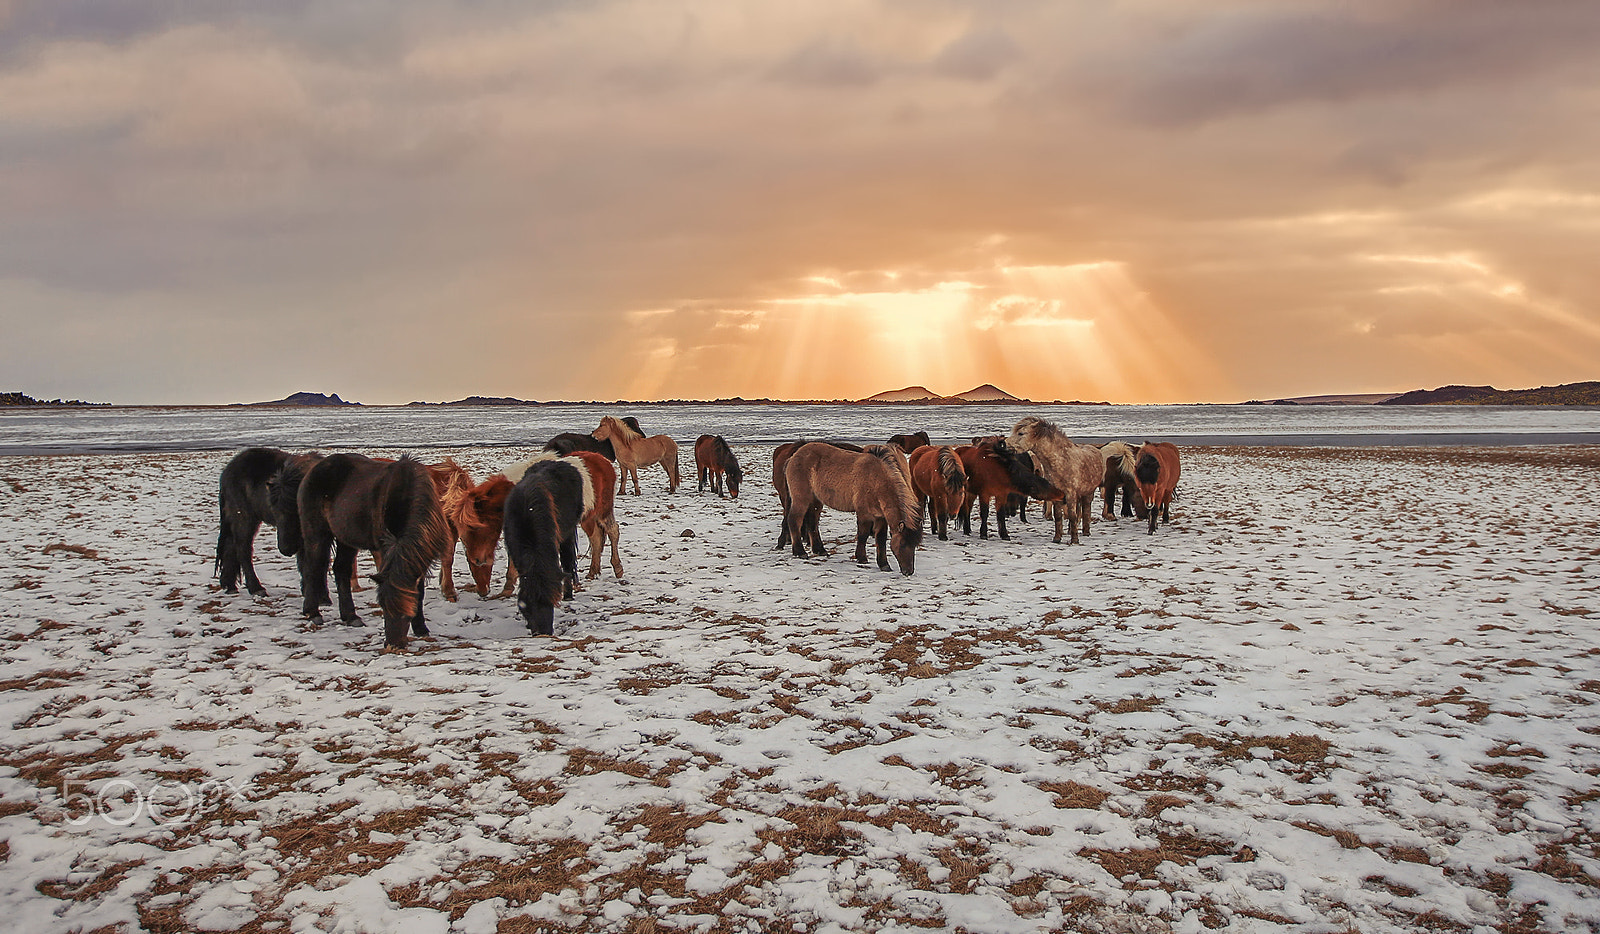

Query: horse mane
[1102,441,1138,480]
[862,444,923,534]
[563,455,597,517]
[441,471,510,535]
[713,436,742,488]
[502,452,563,485]
[1011,415,1069,448]
[599,416,643,443]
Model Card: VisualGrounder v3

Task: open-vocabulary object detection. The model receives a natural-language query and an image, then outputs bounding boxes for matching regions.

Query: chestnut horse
[784,443,923,575]
[503,452,623,635]
[771,440,864,549]
[1133,442,1182,534]
[909,445,968,541]
[218,447,322,596]
[1100,441,1148,522]
[956,438,1061,540]
[1008,416,1106,545]
[695,434,743,498]
[297,454,451,650]
[593,416,680,495]
[543,417,643,460]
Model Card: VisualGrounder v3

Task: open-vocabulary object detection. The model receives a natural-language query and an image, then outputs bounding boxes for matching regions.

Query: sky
[3,0,1599,405]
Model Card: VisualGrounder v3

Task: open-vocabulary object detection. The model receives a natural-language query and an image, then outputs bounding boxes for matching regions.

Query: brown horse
[909,445,968,541]
[771,440,864,548]
[956,438,1061,540]
[1133,442,1182,534]
[784,443,923,575]
[694,434,743,498]
[297,454,452,649]
[594,415,680,495]
[437,470,515,600]
[1100,441,1148,521]
[1008,416,1106,545]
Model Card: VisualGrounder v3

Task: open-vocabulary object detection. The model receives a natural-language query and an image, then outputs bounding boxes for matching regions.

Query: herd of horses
[215,414,1180,648]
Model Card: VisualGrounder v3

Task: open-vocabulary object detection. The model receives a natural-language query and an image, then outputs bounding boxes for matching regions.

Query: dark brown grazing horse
[784,443,923,574]
[887,431,930,454]
[908,445,968,541]
[771,440,865,548]
[297,454,451,649]
[542,416,643,460]
[956,439,1062,540]
[694,434,743,498]
[503,457,586,636]
[217,447,321,596]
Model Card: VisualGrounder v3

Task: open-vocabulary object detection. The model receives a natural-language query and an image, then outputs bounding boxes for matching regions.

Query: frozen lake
[3,402,1600,455]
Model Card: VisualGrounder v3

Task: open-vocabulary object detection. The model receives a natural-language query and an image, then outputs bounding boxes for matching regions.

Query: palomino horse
[771,440,864,549]
[543,417,643,460]
[1008,416,1106,545]
[593,416,680,495]
[1133,442,1182,534]
[503,452,623,635]
[909,445,968,541]
[694,435,743,498]
[297,454,451,650]
[888,431,931,454]
[956,438,1061,541]
[784,443,923,575]
[1100,441,1148,521]
[218,447,321,596]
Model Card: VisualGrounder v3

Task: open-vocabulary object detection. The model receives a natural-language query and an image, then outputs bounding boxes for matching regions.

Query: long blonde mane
[862,444,923,530]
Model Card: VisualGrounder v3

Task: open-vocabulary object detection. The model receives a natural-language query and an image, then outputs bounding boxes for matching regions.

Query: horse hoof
[443,594,458,603]
[340,617,365,627]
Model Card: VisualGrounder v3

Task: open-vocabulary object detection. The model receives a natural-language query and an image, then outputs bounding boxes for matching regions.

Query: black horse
[216,447,322,596]
[887,431,930,454]
[503,458,586,636]
[297,454,451,650]
[542,416,644,460]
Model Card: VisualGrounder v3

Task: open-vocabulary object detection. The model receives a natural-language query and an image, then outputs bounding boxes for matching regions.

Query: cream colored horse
[593,416,681,495]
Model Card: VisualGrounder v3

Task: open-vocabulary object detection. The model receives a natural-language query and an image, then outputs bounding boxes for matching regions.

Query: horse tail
[936,445,966,499]
[214,506,230,580]
[375,458,451,620]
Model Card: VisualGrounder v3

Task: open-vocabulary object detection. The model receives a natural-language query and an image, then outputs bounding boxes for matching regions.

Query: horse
[887,431,930,454]
[438,472,515,600]
[542,417,643,460]
[501,451,624,611]
[956,438,1061,540]
[784,443,923,575]
[503,452,623,635]
[771,440,864,549]
[296,454,451,650]
[593,415,680,495]
[217,447,320,596]
[908,445,968,541]
[1008,416,1107,545]
[1133,442,1182,534]
[1100,441,1148,522]
[694,434,743,498]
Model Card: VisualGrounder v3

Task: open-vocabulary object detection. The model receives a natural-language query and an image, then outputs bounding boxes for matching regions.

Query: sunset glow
[2,2,1598,403]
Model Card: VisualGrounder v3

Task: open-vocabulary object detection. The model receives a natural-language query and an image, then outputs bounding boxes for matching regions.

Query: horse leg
[606,518,623,578]
[874,518,890,571]
[959,492,974,536]
[996,496,1010,540]
[1053,500,1065,544]
[498,562,518,599]
[411,573,430,637]
[299,538,332,622]
[1147,502,1158,534]
[560,536,578,599]
[584,517,603,580]
[787,505,810,558]
[1080,493,1093,540]
[333,542,361,625]
[853,517,871,564]
[698,464,707,493]
[978,497,991,539]
[438,529,459,602]
[1102,483,1117,521]
[805,504,827,556]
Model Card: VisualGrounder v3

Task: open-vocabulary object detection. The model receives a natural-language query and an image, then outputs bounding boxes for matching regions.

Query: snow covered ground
[1,444,1597,933]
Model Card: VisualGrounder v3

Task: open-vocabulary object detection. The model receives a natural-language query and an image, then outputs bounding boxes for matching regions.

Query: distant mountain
[1,391,105,407]
[1243,392,1403,406]
[864,386,943,402]
[251,392,360,407]
[952,383,1021,402]
[1379,381,1600,405]
[407,396,538,406]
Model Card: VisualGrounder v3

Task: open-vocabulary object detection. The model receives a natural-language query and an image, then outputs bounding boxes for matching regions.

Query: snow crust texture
[1,445,1597,933]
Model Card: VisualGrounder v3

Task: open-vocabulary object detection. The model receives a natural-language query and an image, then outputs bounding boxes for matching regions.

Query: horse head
[995,442,1062,501]
[890,522,923,576]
